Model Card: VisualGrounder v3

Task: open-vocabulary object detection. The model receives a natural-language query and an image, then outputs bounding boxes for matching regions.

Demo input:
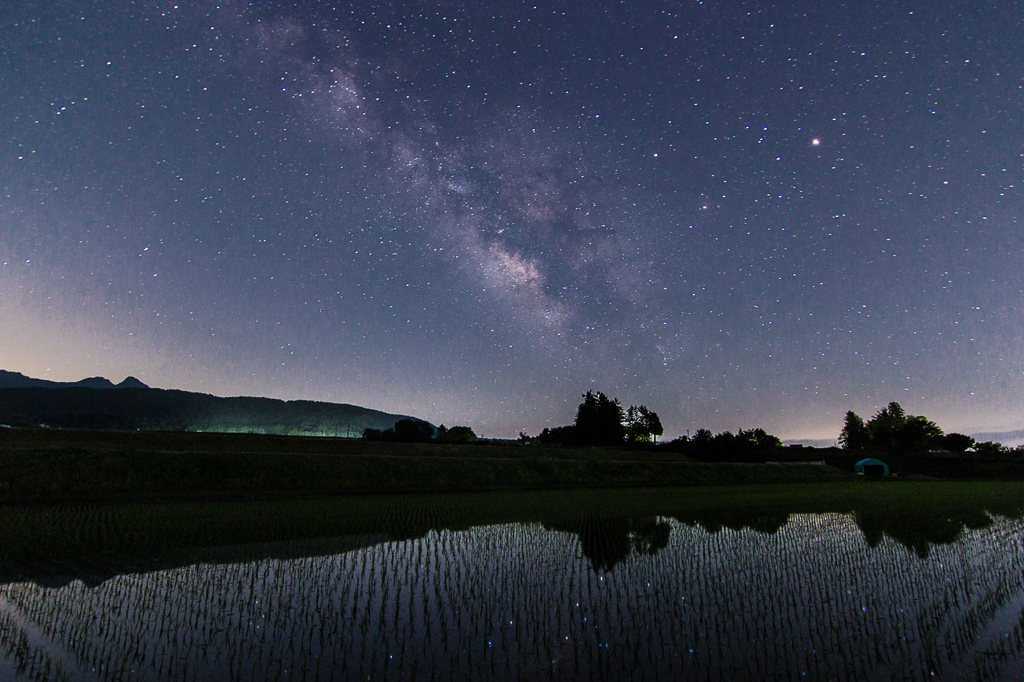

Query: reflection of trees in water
[672,506,1007,562]
[4,489,1022,591]
[674,511,790,537]
[4,515,1024,681]
[557,506,1011,574]
[3,501,1015,591]
[550,509,805,575]
[549,516,672,572]
[854,507,995,559]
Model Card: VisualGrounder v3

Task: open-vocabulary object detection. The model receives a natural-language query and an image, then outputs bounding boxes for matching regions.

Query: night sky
[2,1,1022,441]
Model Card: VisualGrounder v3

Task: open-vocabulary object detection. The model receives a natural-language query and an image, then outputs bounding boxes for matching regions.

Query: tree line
[525,390,664,447]
[362,395,1019,460]
[525,390,790,461]
[840,401,1018,456]
[362,419,479,444]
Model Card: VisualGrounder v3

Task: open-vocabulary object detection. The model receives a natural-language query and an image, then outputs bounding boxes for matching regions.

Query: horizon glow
[1,1,1021,441]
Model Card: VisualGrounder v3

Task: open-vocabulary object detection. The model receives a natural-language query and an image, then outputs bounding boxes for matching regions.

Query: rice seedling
[2,484,1024,679]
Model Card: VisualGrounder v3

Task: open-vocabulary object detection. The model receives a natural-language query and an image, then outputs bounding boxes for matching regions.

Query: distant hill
[0,372,428,437]
[970,429,1024,448]
[0,370,149,390]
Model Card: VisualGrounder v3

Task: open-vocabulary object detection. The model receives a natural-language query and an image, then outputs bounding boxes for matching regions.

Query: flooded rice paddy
[2,483,1024,681]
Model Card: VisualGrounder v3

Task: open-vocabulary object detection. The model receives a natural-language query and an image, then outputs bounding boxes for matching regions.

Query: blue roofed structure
[854,458,890,477]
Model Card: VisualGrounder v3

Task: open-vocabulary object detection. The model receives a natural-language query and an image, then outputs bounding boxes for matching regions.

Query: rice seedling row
[3,509,1024,680]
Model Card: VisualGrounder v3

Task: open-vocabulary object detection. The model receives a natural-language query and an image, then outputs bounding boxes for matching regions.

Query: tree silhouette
[536,424,577,446]
[897,415,944,454]
[839,411,870,450]
[624,405,664,443]
[435,424,478,444]
[739,427,782,449]
[574,390,625,446]
[942,433,975,454]
[393,419,435,442]
[362,419,434,442]
[644,408,664,444]
[973,440,1006,456]
[692,428,714,444]
[867,402,907,451]
[839,402,943,454]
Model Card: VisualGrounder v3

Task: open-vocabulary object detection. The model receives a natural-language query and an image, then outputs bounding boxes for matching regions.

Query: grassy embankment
[0,427,852,503]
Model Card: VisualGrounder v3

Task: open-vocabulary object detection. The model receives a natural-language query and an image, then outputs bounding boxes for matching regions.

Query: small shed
[854,458,890,477]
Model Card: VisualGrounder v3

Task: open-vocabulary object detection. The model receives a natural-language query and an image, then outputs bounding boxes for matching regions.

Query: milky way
[1,1,1022,439]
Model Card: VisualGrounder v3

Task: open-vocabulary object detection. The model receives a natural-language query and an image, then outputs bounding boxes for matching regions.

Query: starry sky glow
[2,0,1022,440]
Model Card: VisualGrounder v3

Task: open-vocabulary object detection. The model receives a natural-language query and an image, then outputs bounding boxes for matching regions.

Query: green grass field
[0,427,852,502]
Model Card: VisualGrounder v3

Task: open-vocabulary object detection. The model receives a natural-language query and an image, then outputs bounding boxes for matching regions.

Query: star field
[1,0,1022,440]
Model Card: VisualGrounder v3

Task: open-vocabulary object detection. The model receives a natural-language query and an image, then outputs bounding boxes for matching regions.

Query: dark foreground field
[0,428,854,502]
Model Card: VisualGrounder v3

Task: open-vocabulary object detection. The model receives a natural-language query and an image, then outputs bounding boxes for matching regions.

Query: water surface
[2,483,1024,681]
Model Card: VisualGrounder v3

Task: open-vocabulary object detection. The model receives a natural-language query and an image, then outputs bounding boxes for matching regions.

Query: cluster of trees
[840,402,1013,455]
[624,405,664,444]
[660,427,784,461]
[839,403,942,454]
[529,391,664,447]
[434,424,479,444]
[362,419,478,444]
[680,428,783,449]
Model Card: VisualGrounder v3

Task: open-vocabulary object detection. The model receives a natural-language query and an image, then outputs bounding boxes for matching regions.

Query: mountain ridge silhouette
[0,370,427,436]
[0,370,149,390]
